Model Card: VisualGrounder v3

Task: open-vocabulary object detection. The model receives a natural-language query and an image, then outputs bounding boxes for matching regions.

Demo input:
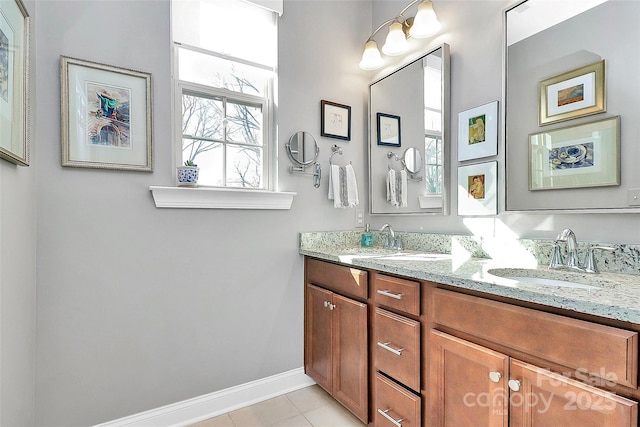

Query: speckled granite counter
[300,231,640,324]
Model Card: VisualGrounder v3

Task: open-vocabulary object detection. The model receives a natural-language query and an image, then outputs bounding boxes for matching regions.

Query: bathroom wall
[0,0,37,425]
[31,0,640,425]
[34,0,370,425]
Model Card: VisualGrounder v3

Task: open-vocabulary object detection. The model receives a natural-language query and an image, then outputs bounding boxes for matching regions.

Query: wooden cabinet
[304,261,368,424]
[375,372,421,427]
[429,329,509,427]
[430,289,639,427]
[510,359,638,427]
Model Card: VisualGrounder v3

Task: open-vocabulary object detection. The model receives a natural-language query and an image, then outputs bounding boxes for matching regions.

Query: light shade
[409,0,441,38]
[359,40,384,70]
[382,20,410,56]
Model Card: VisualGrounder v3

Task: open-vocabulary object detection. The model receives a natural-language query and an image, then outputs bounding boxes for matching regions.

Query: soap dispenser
[361,224,374,247]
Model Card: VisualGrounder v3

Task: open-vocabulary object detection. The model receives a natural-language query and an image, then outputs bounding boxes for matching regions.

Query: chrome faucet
[551,228,616,273]
[379,223,400,250]
[556,228,581,269]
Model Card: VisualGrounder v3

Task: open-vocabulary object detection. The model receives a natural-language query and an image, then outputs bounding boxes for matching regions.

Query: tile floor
[189,384,366,427]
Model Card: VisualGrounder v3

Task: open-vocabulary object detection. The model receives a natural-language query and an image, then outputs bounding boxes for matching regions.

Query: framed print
[61,56,152,171]
[0,0,29,166]
[320,100,351,141]
[458,161,497,216]
[539,60,605,126]
[529,116,619,191]
[377,112,401,147]
[458,101,498,161]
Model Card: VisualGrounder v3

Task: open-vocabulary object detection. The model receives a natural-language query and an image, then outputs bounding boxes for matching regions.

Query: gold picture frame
[539,60,605,126]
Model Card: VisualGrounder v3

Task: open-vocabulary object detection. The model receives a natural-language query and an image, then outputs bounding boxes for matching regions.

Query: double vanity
[301,231,640,426]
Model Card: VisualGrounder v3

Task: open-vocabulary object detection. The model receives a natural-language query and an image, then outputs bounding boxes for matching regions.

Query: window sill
[149,186,296,210]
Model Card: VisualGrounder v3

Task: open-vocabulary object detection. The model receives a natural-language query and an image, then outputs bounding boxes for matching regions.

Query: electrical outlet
[355,209,365,228]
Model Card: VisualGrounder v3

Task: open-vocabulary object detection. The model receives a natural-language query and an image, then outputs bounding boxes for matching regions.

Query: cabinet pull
[377,341,404,356]
[508,379,521,392]
[323,301,336,310]
[377,289,403,300]
[377,408,404,427]
[489,371,502,383]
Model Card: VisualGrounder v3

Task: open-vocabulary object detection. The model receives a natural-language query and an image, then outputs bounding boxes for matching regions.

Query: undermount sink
[486,268,615,290]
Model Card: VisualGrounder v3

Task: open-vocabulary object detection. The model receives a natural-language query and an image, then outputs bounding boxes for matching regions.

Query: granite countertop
[300,239,640,324]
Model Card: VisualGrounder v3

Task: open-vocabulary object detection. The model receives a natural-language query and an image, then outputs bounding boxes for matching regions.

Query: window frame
[171,40,276,191]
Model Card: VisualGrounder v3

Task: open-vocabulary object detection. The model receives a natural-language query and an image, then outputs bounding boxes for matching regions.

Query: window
[423,54,443,196]
[171,0,277,189]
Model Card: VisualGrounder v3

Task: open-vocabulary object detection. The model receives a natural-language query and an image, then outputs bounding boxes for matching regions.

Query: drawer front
[373,273,420,316]
[305,257,368,300]
[375,372,421,427]
[375,307,420,391]
[432,288,639,388]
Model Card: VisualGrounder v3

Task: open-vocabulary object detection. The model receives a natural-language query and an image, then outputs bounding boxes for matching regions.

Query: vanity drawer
[373,273,420,316]
[375,372,421,427]
[432,288,639,388]
[375,307,420,391]
[305,257,368,300]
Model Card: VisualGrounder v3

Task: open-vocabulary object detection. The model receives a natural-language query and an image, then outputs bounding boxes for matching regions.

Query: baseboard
[94,367,316,427]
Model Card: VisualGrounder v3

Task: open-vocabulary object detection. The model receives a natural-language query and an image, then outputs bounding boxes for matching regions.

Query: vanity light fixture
[359,0,441,70]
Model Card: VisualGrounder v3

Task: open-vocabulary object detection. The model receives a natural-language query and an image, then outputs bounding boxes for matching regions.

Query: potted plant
[177,160,199,187]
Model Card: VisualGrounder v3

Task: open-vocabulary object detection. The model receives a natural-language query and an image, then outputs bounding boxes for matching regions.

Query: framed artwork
[529,116,619,191]
[321,100,351,141]
[539,60,605,126]
[60,56,152,171]
[458,101,498,161]
[377,112,401,147]
[0,0,29,166]
[458,161,497,216]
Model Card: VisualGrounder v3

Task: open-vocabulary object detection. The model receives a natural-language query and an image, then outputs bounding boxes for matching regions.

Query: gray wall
[18,0,640,426]
[34,0,370,425]
[0,0,36,425]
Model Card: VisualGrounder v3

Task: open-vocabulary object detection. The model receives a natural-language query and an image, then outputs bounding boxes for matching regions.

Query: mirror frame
[368,43,450,215]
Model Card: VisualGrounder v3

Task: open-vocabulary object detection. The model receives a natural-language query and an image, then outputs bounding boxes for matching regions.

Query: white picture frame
[457,101,498,162]
[458,161,497,216]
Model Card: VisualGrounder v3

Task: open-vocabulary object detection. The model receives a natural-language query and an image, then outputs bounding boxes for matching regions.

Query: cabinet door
[304,284,333,392]
[333,292,368,423]
[509,359,638,427]
[430,330,509,427]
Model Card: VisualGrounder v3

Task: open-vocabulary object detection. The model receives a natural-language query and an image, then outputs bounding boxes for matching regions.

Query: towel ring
[387,151,423,182]
[329,144,351,166]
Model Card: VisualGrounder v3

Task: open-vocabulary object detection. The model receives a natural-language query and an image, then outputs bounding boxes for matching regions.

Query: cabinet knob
[323,301,329,308]
[508,379,521,392]
[489,371,502,383]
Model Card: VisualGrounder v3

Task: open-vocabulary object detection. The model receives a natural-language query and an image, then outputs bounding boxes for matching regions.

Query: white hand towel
[388,169,398,206]
[328,164,337,200]
[400,169,408,207]
[345,164,359,207]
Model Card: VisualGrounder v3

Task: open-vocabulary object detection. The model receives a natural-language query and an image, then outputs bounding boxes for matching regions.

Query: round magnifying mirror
[286,131,319,167]
[403,147,422,174]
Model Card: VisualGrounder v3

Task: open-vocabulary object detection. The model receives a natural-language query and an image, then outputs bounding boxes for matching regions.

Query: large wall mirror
[505,0,640,211]
[369,44,450,215]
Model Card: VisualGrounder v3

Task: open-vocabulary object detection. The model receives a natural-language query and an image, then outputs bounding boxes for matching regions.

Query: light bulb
[382,20,409,56]
[359,40,384,70]
[409,0,441,38]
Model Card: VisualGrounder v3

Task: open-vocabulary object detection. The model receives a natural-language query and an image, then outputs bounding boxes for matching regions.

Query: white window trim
[149,186,295,209]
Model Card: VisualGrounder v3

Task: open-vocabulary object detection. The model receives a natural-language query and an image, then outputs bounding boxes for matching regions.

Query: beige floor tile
[267,414,313,427]
[302,399,366,427]
[189,413,235,427]
[229,395,301,427]
[285,385,335,414]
